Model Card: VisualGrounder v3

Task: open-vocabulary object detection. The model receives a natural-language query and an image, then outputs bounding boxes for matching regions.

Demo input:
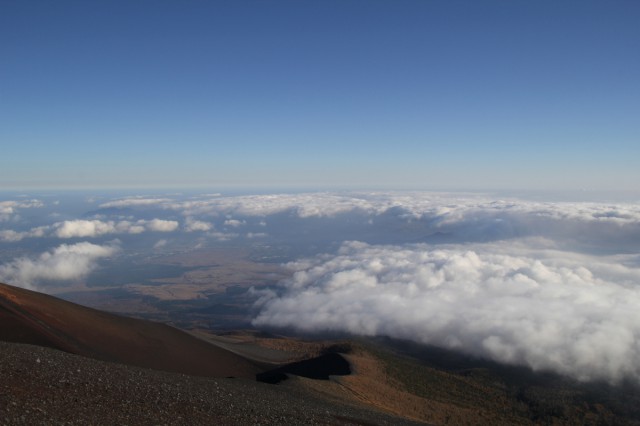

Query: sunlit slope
[0,282,263,378]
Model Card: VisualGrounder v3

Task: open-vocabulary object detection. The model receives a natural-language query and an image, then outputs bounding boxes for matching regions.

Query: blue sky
[1,1,639,191]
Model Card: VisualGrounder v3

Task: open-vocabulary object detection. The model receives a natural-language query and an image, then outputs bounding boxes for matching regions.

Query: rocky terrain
[0,341,424,425]
[0,282,425,425]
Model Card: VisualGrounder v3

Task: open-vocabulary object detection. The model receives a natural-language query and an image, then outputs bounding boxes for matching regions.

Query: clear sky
[1,0,639,191]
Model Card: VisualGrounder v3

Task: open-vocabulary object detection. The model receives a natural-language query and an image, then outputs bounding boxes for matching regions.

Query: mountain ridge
[0,282,263,378]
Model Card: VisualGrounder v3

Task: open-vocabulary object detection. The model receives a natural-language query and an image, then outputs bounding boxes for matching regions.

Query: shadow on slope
[371,336,640,425]
[256,352,351,384]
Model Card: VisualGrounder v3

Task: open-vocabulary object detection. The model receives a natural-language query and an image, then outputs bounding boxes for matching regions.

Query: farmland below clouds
[1,190,640,382]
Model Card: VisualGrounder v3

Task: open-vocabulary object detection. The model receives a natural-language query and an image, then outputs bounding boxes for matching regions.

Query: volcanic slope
[0,340,426,426]
[0,282,262,378]
[4,282,640,425]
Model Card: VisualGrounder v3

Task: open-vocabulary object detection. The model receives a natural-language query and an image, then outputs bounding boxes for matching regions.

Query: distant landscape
[2,190,640,424]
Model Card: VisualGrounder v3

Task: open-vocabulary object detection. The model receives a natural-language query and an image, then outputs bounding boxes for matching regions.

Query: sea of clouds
[1,190,640,382]
[0,241,119,290]
[253,240,640,383]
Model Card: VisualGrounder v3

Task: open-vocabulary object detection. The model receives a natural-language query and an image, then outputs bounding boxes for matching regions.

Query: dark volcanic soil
[0,341,426,425]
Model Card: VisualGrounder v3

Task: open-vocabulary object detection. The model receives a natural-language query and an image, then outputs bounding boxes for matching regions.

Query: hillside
[3,281,640,425]
[0,340,423,425]
[0,282,426,425]
[0,282,262,378]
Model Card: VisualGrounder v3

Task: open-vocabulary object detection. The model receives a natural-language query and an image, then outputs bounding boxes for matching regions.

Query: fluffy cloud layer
[53,220,132,238]
[0,227,48,242]
[0,242,118,289]
[155,192,640,225]
[142,192,640,251]
[253,241,640,384]
[95,192,640,243]
[143,219,180,233]
[0,199,44,221]
[184,217,213,232]
[0,219,179,241]
[54,219,179,237]
[98,197,173,208]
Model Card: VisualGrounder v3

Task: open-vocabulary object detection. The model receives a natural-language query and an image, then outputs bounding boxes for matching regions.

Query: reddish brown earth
[0,282,263,379]
[0,282,424,425]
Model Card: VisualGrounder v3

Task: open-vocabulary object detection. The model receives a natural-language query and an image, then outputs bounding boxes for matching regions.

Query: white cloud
[0,199,44,221]
[253,240,640,384]
[0,218,181,241]
[184,217,213,232]
[5,192,640,255]
[83,193,640,255]
[54,220,119,238]
[0,226,48,242]
[0,230,23,242]
[87,192,640,232]
[167,193,376,218]
[22,219,180,239]
[124,222,146,234]
[161,192,640,231]
[144,219,179,232]
[0,242,118,289]
[214,193,636,259]
[98,197,173,208]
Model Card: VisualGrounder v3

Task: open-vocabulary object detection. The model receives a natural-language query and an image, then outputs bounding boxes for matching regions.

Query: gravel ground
[0,342,425,425]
